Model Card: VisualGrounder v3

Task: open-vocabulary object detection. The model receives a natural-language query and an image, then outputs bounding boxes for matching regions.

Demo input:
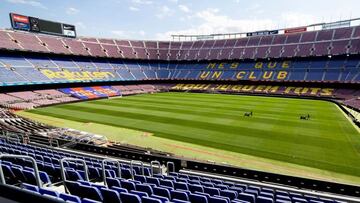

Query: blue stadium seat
[257,196,274,203]
[204,186,220,196]
[100,188,121,203]
[150,194,170,203]
[134,174,147,183]
[146,176,160,186]
[153,187,171,199]
[209,196,229,203]
[22,183,39,193]
[120,192,142,203]
[120,180,136,191]
[189,193,208,203]
[82,198,102,203]
[172,199,191,203]
[130,190,149,198]
[142,196,162,203]
[174,181,189,190]
[136,184,153,196]
[171,190,189,201]
[59,193,81,203]
[111,186,128,194]
[78,185,103,201]
[106,177,121,188]
[39,188,59,198]
[238,193,255,203]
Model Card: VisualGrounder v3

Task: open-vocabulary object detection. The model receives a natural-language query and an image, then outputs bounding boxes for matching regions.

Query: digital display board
[9,13,76,38]
[246,30,279,37]
[10,13,30,31]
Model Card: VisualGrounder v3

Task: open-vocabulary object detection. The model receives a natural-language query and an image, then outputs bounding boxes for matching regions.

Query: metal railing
[150,161,162,176]
[102,158,121,186]
[130,160,144,179]
[60,158,88,193]
[0,154,42,188]
[49,139,59,147]
[166,161,175,175]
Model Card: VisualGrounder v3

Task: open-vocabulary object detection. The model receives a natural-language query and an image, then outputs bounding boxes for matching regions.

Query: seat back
[171,190,189,201]
[142,196,162,203]
[120,192,141,203]
[153,187,171,199]
[136,184,153,196]
[189,193,208,203]
[100,188,121,203]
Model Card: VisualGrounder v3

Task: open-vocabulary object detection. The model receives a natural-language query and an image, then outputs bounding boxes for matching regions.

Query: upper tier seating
[0,25,359,61]
[0,54,359,85]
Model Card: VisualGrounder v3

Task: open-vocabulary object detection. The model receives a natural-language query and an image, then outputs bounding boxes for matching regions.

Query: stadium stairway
[0,138,359,203]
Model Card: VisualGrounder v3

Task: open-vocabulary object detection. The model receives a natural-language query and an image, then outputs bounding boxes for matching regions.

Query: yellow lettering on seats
[264,86,280,93]
[320,88,334,96]
[254,85,265,92]
[230,62,239,69]
[284,87,295,94]
[249,72,256,79]
[309,88,321,95]
[212,71,222,79]
[277,71,288,80]
[282,61,290,68]
[218,63,225,69]
[255,62,263,69]
[242,85,255,91]
[236,71,246,79]
[294,87,302,94]
[200,71,210,79]
[267,62,277,69]
[207,63,216,69]
[231,85,242,91]
[263,71,273,79]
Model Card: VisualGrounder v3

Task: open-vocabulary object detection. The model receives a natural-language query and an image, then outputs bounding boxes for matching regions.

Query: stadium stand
[0,24,360,61]
[0,54,359,84]
[0,89,78,110]
[0,138,358,203]
[0,18,359,203]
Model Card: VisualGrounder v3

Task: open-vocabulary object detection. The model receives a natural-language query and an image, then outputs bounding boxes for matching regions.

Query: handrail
[102,158,121,186]
[60,158,88,193]
[49,139,59,148]
[7,136,20,143]
[150,161,162,177]
[0,154,42,188]
[166,161,175,175]
[130,160,144,179]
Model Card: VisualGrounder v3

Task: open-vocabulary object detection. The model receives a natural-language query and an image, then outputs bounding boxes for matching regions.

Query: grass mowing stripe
[93,99,341,131]
[28,108,360,175]
[27,92,360,178]
[118,95,340,119]
[47,103,350,151]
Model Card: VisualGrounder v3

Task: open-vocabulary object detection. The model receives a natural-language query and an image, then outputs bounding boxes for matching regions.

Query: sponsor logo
[12,14,29,23]
[40,69,116,81]
[284,27,307,34]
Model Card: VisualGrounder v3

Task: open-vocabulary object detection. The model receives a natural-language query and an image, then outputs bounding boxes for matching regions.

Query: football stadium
[0,1,359,202]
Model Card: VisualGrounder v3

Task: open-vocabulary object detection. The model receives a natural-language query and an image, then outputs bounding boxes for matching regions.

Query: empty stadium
[0,1,360,203]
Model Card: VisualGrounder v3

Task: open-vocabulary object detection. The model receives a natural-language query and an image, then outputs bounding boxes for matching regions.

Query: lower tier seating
[0,138,354,203]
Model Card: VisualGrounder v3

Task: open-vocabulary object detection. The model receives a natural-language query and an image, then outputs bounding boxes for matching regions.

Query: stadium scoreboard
[9,13,76,38]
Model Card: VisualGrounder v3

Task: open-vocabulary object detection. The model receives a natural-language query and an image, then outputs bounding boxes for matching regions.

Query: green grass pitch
[23,92,360,182]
